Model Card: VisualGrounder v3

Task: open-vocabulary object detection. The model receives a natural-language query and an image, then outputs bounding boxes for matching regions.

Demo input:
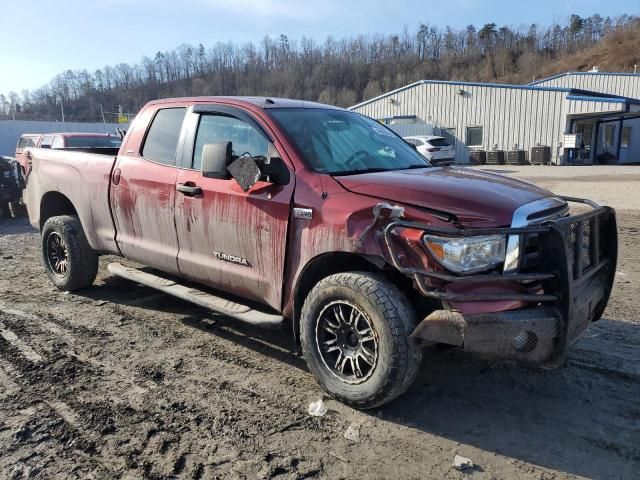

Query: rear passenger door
[111,107,186,275]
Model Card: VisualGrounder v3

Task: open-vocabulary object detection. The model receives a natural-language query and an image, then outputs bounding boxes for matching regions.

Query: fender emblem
[293,208,313,220]
[212,251,250,266]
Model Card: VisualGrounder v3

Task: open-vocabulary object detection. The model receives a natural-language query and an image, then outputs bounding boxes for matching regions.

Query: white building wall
[531,73,640,99]
[0,120,128,156]
[352,82,576,164]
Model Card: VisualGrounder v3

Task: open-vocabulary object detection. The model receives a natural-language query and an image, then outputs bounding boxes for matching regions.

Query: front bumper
[411,308,560,363]
[384,197,618,364]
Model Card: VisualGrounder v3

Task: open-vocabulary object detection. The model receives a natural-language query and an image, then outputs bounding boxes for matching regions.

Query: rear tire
[41,215,98,291]
[300,272,422,409]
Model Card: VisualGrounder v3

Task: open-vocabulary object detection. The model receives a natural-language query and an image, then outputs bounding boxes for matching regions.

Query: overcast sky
[1,0,637,95]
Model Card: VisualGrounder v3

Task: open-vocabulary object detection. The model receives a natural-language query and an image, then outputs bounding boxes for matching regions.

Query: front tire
[41,215,98,291]
[300,272,422,409]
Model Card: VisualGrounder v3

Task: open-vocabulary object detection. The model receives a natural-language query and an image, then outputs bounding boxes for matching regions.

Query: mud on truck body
[24,97,617,408]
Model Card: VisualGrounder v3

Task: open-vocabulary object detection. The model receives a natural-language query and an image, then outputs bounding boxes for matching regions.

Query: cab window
[40,135,54,149]
[51,136,64,149]
[142,108,187,166]
[192,114,269,171]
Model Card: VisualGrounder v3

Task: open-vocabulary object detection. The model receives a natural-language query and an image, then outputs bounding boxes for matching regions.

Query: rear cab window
[142,108,187,165]
[40,135,54,149]
[66,136,122,148]
[51,136,64,149]
[17,136,38,150]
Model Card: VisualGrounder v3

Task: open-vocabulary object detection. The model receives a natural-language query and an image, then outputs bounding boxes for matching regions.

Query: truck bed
[24,148,119,254]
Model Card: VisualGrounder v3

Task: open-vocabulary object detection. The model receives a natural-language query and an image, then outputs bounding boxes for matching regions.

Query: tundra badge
[212,251,250,266]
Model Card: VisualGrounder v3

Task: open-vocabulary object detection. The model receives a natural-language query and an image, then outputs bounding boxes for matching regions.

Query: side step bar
[107,263,283,327]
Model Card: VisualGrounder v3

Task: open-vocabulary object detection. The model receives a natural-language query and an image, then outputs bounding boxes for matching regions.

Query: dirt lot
[1,167,639,479]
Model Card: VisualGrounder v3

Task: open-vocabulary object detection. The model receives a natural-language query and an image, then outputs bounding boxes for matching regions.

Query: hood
[334,167,554,226]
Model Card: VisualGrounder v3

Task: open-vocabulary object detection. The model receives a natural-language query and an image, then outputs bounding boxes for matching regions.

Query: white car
[404,135,455,165]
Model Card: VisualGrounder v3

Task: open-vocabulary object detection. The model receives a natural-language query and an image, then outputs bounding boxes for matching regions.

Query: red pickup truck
[24,97,617,408]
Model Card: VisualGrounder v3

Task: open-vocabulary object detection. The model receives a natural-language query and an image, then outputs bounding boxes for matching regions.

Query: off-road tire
[300,272,423,409]
[41,215,98,291]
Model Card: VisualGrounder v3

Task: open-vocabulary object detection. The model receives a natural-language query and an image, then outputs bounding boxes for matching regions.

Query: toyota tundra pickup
[24,97,617,408]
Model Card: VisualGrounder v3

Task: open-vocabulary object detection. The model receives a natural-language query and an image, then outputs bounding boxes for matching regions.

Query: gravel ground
[0,168,639,479]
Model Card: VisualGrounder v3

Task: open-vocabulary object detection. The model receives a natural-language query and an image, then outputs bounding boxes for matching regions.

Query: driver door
[174,107,294,310]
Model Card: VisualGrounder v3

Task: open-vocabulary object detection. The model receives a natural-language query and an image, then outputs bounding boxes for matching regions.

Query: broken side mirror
[228,145,290,192]
[201,142,232,179]
[227,154,262,192]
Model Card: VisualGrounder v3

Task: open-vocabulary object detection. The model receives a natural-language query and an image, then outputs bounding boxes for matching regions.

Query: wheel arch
[291,251,384,344]
[40,191,78,230]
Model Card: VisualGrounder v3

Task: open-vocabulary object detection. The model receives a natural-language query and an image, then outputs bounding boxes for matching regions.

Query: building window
[621,126,632,148]
[442,128,456,146]
[466,126,483,147]
[604,125,615,148]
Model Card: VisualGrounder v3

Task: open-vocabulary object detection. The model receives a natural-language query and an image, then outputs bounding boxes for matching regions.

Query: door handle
[176,183,202,196]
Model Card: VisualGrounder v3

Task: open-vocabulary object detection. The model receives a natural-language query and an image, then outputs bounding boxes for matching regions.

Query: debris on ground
[453,454,474,471]
[343,423,360,443]
[307,399,327,417]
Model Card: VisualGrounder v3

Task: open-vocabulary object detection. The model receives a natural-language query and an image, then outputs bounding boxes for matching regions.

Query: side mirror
[201,142,232,179]
[228,155,291,192]
[261,157,290,186]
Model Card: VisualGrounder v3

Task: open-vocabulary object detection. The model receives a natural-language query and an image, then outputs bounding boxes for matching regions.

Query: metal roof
[529,71,640,86]
[349,78,640,110]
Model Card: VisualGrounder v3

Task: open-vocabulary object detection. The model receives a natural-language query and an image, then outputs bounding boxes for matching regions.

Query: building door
[575,122,595,163]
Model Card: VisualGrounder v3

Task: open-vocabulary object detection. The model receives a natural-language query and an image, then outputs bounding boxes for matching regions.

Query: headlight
[423,234,506,274]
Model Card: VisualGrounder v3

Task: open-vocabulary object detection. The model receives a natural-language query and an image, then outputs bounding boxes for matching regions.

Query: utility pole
[100,104,106,124]
[58,97,65,123]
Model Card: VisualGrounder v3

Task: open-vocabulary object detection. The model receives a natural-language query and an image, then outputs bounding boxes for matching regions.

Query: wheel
[300,272,423,409]
[1,203,11,218]
[41,215,98,291]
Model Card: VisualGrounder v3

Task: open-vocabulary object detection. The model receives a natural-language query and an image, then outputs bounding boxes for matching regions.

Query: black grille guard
[382,196,618,305]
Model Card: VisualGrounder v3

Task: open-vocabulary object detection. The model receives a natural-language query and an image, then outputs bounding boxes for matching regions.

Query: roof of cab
[144,96,343,110]
[55,133,117,137]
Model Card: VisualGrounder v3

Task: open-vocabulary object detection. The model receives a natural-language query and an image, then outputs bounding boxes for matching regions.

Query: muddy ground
[1,174,639,479]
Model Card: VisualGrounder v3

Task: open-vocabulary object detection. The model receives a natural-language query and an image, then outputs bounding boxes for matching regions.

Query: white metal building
[350,76,640,165]
[530,72,640,165]
[530,71,640,98]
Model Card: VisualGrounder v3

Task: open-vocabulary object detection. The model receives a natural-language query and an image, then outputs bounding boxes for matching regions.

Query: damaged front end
[371,198,618,365]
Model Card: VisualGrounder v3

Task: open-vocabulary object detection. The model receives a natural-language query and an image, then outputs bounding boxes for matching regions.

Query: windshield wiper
[331,167,390,176]
[401,164,430,170]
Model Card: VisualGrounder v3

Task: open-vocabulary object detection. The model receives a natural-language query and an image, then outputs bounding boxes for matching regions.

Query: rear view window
[142,108,186,165]
[65,136,122,148]
[40,135,54,148]
[17,136,38,149]
[428,138,450,147]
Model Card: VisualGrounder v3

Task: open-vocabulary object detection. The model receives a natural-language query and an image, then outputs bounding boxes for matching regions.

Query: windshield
[65,136,122,148]
[269,108,430,175]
